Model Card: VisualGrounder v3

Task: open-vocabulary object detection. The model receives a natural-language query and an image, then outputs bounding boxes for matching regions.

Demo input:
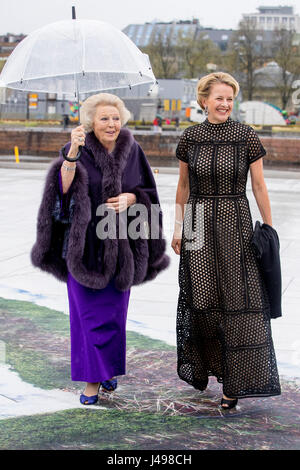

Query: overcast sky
[0,0,298,34]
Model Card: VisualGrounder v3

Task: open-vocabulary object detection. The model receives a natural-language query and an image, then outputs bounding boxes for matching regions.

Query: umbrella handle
[61,145,82,162]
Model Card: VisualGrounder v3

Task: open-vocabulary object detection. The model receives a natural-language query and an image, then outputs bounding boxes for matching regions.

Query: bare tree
[271,28,300,109]
[142,32,178,79]
[227,18,267,100]
[142,28,221,79]
[176,30,221,78]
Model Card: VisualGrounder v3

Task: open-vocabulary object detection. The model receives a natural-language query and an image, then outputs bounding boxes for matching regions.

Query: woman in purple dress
[31,93,169,405]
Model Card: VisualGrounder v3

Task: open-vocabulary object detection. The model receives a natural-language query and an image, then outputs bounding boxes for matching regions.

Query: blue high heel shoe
[101,378,118,393]
[79,393,99,405]
[80,384,100,405]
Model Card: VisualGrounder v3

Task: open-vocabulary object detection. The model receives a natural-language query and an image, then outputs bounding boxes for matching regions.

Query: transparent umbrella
[0,11,156,160]
[0,18,156,99]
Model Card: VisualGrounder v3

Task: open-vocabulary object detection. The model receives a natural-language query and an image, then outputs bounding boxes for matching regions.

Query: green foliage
[0,297,70,337]
[6,344,72,390]
[0,408,200,450]
[0,297,174,390]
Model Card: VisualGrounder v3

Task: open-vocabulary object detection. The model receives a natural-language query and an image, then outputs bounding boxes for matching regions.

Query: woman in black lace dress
[171,72,281,409]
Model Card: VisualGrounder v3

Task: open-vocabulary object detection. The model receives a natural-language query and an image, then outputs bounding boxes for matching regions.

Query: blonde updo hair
[80,92,131,132]
[197,72,240,110]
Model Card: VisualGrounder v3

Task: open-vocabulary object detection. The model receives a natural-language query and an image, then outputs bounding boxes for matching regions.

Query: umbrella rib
[14,35,36,84]
[2,78,155,95]
[72,19,80,103]
[11,70,155,82]
[81,21,86,74]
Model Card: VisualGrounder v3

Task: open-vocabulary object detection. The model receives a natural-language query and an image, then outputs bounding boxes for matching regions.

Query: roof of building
[257,6,294,15]
[122,22,235,49]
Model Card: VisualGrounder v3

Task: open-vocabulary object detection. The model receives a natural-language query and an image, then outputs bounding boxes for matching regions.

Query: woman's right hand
[69,125,86,156]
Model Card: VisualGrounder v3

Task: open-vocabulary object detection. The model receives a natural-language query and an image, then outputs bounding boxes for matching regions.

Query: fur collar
[84,128,135,201]
[84,128,134,169]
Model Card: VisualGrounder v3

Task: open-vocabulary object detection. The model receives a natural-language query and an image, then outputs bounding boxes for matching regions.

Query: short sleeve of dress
[176,130,189,163]
[247,127,266,164]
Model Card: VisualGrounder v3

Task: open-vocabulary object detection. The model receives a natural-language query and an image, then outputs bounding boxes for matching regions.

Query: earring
[204,106,208,116]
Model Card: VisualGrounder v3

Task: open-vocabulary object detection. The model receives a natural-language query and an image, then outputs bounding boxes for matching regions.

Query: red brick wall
[0,129,69,157]
[261,136,300,164]
[0,128,299,165]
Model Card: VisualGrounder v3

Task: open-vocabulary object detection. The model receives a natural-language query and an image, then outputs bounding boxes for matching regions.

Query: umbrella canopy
[0,19,156,98]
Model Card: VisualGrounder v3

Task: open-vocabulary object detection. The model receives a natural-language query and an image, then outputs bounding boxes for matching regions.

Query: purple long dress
[58,171,131,383]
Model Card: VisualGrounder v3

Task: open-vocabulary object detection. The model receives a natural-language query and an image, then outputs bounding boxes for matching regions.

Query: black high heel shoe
[221,397,238,409]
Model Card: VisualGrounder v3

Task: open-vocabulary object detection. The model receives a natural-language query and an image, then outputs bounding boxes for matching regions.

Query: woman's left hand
[105,193,136,213]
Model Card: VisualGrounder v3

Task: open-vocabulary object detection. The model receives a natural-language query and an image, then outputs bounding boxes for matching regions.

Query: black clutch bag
[251,221,282,319]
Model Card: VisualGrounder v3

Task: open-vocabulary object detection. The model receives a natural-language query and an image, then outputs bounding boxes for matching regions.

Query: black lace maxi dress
[176,117,281,399]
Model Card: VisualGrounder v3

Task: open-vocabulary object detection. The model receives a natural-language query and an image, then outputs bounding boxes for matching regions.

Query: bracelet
[62,162,76,171]
[175,219,183,225]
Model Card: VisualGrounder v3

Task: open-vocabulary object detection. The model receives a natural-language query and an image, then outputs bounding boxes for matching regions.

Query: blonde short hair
[197,72,240,110]
[80,92,131,132]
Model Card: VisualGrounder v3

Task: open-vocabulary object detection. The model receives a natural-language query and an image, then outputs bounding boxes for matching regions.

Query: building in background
[0,89,75,121]
[253,61,295,110]
[242,5,300,32]
[102,83,158,122]
[122,19,234,52]
[96,79,199,122]
[198,28,234,52]
[0,33,25,73]
[122,19,199,48]
[155,78,197,121]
